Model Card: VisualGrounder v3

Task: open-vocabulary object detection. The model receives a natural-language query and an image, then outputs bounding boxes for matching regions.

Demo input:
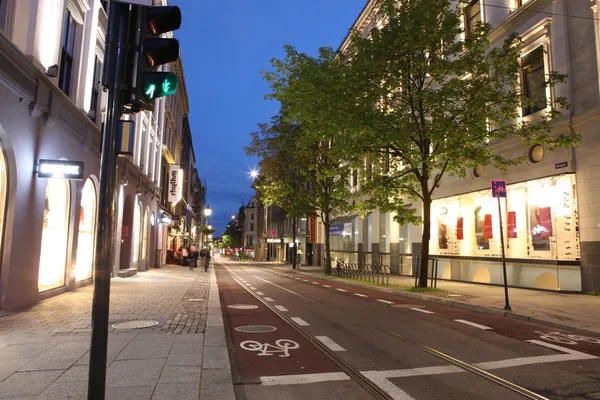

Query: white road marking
[316,336,346,351]
[454,319,492,330]
[335,288,348,292]
[302,279,309,282]
[290,317,310,326]
[264,297,275,302]
[295,278,301,280]
[362,373,418,400]
[311,282,320,285]
[275,305,288,312]
[261,372,350,386]
[323,284,332,288]
[409,308,434,314]
[249,287,257,290]
[256,292,264,296]
[353,293,368,297]
[377,299,395,304]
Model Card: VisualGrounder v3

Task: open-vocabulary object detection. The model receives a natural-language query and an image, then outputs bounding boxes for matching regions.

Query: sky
[170,0,368,235]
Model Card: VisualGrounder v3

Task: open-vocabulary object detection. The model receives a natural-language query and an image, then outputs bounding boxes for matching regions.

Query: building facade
[323,0,600,292]
[0,0,202,310]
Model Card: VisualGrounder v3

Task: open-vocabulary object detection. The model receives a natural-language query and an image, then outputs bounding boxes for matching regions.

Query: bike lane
[215,266,348,385]
[269,267,600,358]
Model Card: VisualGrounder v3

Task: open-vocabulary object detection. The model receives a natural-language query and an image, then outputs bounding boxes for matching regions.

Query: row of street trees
[246,0,579,286]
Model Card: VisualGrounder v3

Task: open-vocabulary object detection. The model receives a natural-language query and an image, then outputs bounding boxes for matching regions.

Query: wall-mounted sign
[168,165,182,203]
[329,222,352,237]
[267,238,281,243]
[555,161,568,169]
[116,120,135,156]
[37,159,84,180]
[309,217,317,243]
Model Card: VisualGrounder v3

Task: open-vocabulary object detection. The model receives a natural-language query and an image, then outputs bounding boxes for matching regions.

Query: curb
[272,266,600,338]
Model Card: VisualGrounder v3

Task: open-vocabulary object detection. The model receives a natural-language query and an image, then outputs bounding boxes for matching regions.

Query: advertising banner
[483,214,493,240]
[507,211,517,239]
[168,164,182,203]
[456,217,464,240]
[309,217,317,243]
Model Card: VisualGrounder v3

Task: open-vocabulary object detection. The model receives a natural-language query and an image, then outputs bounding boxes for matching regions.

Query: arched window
[39,180,70,291]
[75,178,97,281]
[132,202,142,263]
[142,208,149,260]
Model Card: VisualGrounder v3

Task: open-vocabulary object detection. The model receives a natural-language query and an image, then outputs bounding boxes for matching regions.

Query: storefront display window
[75,179,96,281]
[430,174,579,261]
[132,202,141,263]
[39,180,70,291]
[142,208,148,260]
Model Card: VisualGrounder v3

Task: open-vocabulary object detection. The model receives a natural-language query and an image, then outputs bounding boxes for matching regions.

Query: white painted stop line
[454,319,492,330]
[316,336,345,351]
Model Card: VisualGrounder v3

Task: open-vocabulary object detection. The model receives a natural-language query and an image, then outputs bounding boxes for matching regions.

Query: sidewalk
[256,261,600,335]
[0,262,234,400]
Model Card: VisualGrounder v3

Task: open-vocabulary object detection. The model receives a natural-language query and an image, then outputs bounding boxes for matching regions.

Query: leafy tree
[341,0,579,286]
[220,234,232,249]
[260,47,361,274]
[246,117,313,269]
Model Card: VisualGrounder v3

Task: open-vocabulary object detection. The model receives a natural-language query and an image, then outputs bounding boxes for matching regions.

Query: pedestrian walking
[200,248,206,268]
[205,248,212,272]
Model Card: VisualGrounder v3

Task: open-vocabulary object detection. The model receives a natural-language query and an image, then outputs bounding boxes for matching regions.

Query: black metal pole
[497,197,512,311]
[88,2,129,398]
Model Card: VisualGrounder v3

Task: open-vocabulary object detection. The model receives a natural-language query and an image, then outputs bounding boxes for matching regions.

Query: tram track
[223,262,551,400]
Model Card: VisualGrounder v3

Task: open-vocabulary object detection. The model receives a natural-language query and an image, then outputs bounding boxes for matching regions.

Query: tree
[220,234,233,249]
[260,47,361,274]
[341,0,579,286]
[246,118,314,269]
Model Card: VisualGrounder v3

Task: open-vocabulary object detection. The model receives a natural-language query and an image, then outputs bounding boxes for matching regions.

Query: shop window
[75,179,96,282]
[132,203,141,263]
[59,10,78,96]
[465,0,481,38]
[529,144,544,163]
[142,208,149,260]
[521,47,547,116]
[39,180,70,292]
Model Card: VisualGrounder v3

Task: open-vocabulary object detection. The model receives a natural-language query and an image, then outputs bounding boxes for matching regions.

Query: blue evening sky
[171,0,367,235]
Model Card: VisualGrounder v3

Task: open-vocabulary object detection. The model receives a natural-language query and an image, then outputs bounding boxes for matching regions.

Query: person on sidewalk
[182,246,189,266]
[199,248,206,267]
[205,248,212,272]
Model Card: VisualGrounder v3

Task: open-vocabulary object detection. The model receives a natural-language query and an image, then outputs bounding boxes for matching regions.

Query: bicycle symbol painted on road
[536,331,600,345]
[240,339,300,357]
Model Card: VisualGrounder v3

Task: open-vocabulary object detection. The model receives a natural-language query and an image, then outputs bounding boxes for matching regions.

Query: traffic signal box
[125,5,182,113]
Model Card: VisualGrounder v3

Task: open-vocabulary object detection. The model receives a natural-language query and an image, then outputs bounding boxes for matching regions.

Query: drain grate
[111,320,159,329]
[391,304,425,309]
[234,325,277,333]
[228,304,258,310]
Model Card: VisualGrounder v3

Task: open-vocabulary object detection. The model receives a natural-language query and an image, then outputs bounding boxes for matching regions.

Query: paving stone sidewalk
[0,261,235,400]
[254,261,600,335]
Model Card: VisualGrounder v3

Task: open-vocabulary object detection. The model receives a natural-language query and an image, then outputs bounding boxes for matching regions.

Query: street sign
[491,180,507,198]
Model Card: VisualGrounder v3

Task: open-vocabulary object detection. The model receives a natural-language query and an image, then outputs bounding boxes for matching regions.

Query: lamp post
[203,205,212,248]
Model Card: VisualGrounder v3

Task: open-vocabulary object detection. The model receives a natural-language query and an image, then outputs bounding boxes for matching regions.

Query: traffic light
[125,5,182,112]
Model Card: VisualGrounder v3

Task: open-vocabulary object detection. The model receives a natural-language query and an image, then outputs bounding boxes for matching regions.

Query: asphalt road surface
[215,260,600,400]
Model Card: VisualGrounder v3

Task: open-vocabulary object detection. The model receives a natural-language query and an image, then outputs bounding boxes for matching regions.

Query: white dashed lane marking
[316,336,346,351]
[410,308,434,314]
[454,319,492,330]
[275,305,288,312]
[256,292,264,296]
[264,297,275,302]
[335,288,348,292]
[353,293,368,297]
[311,282,320,285]
[291,317,310,326]
[323,285,332,288]
[377,299,395,305]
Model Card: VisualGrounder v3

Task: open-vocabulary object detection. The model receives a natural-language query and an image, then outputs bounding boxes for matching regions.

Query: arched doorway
[75,178,96,281]
[39,179,70,291]
[132,201,142,264]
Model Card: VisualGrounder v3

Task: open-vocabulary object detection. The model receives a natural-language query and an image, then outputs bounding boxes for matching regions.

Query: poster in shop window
[438,219,448,249]
[483,214,493,240]
[474,206,490,249]
[456,217,464,240]
[507,211,517,239]
[530,205,553,251]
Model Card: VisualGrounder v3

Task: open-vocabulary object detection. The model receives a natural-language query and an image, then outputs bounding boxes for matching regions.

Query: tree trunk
[324,213,331,275]
[419,193,432,288]
[292,218,297,269]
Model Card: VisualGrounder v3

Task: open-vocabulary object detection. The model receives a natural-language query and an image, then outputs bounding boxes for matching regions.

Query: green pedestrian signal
[124,6,182,113]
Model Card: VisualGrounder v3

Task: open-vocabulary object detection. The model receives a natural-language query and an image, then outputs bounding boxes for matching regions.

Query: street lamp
[231,215,236,220]
[207,225,212,230]
[204,204,212,218]
[250,169,259,179]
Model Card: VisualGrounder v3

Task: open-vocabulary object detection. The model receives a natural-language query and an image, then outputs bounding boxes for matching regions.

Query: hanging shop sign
[37,159,84,180]
[555,161,568,169]
[168,165,183,203]
[309,217,317,243]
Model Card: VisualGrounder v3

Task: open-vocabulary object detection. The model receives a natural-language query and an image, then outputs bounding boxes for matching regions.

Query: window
[251,213,254,220]
[465,0,481,37]
[250,223,254,231]
[59,10,77,95]
[522,47,547,116]
[89,56,102,121]
[352,169,358,187]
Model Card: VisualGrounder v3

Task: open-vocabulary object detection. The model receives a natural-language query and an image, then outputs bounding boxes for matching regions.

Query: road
[214,260,600,400]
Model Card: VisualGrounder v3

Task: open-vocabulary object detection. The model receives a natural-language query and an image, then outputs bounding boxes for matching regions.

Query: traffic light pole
[88,2,130,398]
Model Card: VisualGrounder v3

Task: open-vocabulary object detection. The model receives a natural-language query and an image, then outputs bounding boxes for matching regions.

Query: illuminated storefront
[142,208,149,261]
[430,174,580,290]
[132,202,141,263]
[38,179,71,292]
[74,178,96,282]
